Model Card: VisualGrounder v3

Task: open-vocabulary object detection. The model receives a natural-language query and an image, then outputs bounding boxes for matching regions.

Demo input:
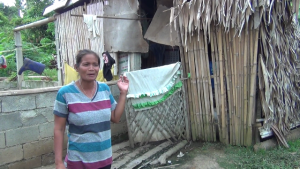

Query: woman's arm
[111,76,129,123]
[111,92,127,123]
[54,115,67,169]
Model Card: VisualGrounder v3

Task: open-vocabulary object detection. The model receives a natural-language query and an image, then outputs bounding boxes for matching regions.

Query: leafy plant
[0,0,57,80]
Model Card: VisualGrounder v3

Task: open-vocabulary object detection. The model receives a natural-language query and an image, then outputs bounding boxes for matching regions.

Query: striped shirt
[53,81,117,169]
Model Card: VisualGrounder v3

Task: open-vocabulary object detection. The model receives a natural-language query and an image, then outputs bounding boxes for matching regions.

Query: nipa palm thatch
[170,0,300,146]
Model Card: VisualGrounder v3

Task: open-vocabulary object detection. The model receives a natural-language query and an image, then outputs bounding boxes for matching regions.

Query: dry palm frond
[171,0,300,145]
[259,14,300,138]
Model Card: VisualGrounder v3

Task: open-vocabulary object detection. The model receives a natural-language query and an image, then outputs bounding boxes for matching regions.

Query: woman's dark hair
[75,49,100,67]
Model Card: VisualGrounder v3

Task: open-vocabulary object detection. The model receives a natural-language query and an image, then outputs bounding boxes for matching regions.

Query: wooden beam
[70,14,151,20]
[14,31,23,90]
[54,20,63,86]
[14,16,56,32]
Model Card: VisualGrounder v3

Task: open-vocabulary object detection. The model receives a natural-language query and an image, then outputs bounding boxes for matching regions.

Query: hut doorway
[139,0,180,69]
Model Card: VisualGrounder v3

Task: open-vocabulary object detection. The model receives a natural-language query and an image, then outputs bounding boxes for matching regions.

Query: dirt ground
[155,142,225,169]
[36,142,226,169]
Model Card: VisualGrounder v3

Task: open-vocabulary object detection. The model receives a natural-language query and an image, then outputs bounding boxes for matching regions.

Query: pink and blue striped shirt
[54,81,117,169]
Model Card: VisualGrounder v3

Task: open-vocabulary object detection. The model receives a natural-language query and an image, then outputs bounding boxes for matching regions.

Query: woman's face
[76,54,99,82]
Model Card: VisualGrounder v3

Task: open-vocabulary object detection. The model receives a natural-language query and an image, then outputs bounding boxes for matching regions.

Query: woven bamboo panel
[125,89,187,148]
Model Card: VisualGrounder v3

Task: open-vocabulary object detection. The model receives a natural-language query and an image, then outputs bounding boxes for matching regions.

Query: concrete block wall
[0,84,128,169]
[0,81,59,91]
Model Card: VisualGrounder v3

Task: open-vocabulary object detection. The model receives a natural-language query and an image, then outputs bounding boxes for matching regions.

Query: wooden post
[14,16,56,32]
[176,17,191,141]
[54,21,63,86]
[112,53,118,75]
[130,53,141,71]
[14,31,23,90]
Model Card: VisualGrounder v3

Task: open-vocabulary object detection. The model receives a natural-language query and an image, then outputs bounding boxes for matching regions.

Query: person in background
[53,49,129,169]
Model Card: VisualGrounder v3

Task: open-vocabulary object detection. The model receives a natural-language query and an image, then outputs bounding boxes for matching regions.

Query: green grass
[20,68,58,81]
[218,139,300,169]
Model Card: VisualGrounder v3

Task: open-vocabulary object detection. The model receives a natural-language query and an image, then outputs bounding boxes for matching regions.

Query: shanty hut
[168,0,300,146]
[42,0,190,148]
[12,0,300,147]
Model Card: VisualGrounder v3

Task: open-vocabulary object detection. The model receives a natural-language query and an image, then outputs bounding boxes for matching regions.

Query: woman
[54,49,129,169]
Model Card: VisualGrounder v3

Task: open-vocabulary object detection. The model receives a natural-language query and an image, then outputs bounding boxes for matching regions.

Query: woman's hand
[117,75,129,94]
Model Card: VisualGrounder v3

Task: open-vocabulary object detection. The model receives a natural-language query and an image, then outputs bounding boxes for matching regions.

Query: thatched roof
[170,0,299,43]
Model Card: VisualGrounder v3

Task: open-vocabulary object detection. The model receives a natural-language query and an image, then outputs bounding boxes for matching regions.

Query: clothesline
[70,14,152,20]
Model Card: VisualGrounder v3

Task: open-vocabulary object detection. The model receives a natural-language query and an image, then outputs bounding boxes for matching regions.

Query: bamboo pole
[187,37,199,140]
[70,14,151,20]
[183,34,196,141]
[214,30,222,141]
[176,13,191,141]
[239,30,245,145]
[194,34,205,141]
[14,31,24,90]
[223,32,233,143]
[210,28,221,142]
[230,29,238,145]
[243,29,250,145]
[236,31,242,145]
[70,9,76,65]
[189,36,202,140]
[54,20,63,86]
[200,33,209,141]
[217,26,227,144]
[204,31,217,142]
[247,28,259,146]
[59,14,66,65]
[197,36,206,141]
[203,32,214,141]
[14,16,56,32]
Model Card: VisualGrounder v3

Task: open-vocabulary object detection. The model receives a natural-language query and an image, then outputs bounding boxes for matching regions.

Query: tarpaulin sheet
[144,5,179,46]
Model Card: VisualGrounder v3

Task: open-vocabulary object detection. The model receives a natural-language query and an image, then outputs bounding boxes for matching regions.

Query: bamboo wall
[174,0,300,146]
[182,26,259,146]
[55,0,104,77]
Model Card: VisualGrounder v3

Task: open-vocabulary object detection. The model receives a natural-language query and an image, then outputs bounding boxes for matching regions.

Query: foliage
[218,139,300,169]
[0,0,57,80]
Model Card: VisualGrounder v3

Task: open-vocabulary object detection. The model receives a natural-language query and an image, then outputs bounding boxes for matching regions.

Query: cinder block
[36,92,57,108]
[23,138,53,159]
[20,110,48,127]
[0,145,23,165]
[2,95,36,113]
[39,122,54,138]
[41,153,54,166]
[6,126,39,147]
[38,107,54,122]
[0,113,22,131]
[0,132,5,148]
[7,156,41,169]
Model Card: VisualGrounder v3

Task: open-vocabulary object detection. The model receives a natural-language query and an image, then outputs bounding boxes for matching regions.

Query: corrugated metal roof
[43,0,82,16]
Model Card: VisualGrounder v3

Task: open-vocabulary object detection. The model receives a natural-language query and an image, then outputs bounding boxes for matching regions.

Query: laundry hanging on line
[83,14,100,38]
